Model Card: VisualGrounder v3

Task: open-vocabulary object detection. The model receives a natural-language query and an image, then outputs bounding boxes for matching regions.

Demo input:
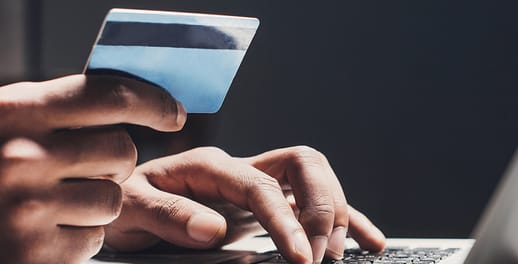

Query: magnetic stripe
[98,21,256,50]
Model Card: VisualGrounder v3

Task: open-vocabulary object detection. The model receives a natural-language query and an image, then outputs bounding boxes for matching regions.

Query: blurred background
[1,0,517,238]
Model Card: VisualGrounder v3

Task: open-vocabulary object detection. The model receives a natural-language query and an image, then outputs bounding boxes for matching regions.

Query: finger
[0,225,105,264]
[325,167,349,260]
[0,128,136,188]
[58,225,105,263]
[51,179,122,227]
[106,175,226,251]
[0,74,186,133]
[0,137,52,187]
[141,148,314,264]
[347,205,386,252]
[45,126,137,183]
[246,146,340,262]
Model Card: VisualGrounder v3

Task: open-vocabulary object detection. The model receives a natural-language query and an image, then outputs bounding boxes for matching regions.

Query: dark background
[2,0,517,238]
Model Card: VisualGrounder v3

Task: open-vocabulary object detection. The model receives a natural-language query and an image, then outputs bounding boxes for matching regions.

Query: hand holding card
[84,8,259,113]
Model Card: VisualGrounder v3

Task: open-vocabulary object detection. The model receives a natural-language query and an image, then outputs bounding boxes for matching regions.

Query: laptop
[86,148,518,264]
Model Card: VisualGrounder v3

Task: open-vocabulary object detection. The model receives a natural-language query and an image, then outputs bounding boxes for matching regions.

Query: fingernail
[310,236,328,263]
[293,230,313,264]
[326,227,346,259]
[186,213,226,243]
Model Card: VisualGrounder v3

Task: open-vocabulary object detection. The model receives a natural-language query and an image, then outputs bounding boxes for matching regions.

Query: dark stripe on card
[97,21,255,50]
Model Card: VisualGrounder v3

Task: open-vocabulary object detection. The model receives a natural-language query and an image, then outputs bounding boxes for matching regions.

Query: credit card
[84,8,259,113]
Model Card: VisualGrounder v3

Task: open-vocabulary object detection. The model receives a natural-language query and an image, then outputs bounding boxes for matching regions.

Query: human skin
[0,75,186,264]
[105,146,386,264]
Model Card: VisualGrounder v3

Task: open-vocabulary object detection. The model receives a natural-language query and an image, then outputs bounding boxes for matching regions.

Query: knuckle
[253,175,282,192]
[0,139,48,183]
[247,175,283,204]
[151,197,186,224]
[301,203,335,220]
[334,199,349,214]
[0,138,46,160]
[103,79,135,114]
[288,145,327,169]
[190,147,231,167]
[195,146,229,159]
[111,81,134,108]
[299,203,335,235]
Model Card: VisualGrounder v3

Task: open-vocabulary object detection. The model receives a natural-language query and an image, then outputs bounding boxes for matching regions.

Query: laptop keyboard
[251,247,460,264]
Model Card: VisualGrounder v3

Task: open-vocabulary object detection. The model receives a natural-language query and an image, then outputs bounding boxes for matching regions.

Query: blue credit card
[84,8,260,113]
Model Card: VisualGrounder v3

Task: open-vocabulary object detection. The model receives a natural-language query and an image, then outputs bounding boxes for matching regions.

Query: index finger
[243,146,347,261]
[0,75,186,133]
[139,148,313,264]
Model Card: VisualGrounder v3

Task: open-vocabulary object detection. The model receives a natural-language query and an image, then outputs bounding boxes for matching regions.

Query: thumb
[106,176,227,250]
